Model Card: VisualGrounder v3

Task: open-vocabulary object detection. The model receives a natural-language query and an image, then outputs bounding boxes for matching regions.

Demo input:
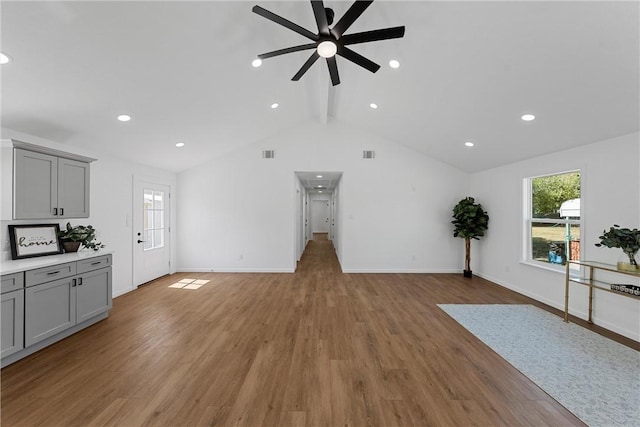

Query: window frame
[522,169,582,272]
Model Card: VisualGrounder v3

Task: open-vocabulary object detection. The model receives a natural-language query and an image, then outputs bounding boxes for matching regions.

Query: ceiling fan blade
[327,56,340,86]
[258,43,317,59]
[311,1,330,36]
[252,5,318,41]
[337,46,380,73]
[292,51,321,81]
[340,26,405,45]
[331,0,373,38]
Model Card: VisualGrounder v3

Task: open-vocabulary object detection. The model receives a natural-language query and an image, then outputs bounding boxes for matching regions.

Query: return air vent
[262,150,275,159]
[362,150,376,159]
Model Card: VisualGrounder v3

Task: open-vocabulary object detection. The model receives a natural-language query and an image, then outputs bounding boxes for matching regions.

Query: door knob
[137,240,146,244]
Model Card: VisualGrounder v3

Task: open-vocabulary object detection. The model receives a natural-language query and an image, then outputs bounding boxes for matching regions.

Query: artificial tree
[452,197,489,278]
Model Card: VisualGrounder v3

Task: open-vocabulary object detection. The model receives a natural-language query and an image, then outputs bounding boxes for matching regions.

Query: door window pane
[143,189,166,251]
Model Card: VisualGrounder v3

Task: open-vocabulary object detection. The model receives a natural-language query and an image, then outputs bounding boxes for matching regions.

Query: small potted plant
[595,225,640,272]
[452,197,489,278]
[58,222,105,253]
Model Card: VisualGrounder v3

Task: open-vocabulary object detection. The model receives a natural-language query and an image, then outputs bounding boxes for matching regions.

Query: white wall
[176,120,469,273]
[471,132,640,340]
[0,128,178,297]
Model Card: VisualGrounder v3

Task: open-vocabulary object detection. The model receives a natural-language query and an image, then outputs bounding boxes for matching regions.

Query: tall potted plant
[452,197,489,278]
[594,225,640,272]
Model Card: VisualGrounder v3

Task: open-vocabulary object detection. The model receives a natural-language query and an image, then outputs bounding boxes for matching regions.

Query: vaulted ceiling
[1,1,638,173]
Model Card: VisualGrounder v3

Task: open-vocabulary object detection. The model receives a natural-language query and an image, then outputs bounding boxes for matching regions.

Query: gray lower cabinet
[2,254,112,367]
[1,289,25,358]
[25,258,112,347]
[25,276,77,346]
[1,272,25,359]
[76,267,112,324]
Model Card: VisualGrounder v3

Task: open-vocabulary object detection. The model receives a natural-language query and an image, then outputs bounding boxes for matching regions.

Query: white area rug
[438,304,640,427]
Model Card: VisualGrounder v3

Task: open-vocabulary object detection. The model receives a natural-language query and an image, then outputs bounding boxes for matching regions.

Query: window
[524,171,581,268]
[143,189,165,251]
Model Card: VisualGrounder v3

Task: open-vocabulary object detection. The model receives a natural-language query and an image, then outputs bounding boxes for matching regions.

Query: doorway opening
[294,171,342,270]
[132,177,172,287]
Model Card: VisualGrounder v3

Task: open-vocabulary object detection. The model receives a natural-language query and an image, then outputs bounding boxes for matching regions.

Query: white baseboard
[178,267,295,273]
[341,268,460,274]
[112,286,135,299]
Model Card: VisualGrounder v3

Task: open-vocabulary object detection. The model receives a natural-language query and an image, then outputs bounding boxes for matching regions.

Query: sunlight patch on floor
[169,278,210,289]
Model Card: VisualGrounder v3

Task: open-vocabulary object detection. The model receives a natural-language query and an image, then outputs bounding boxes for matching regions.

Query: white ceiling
[1,1,638,174]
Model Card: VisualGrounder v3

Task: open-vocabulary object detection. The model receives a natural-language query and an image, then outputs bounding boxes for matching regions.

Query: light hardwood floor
[2,236,637,426]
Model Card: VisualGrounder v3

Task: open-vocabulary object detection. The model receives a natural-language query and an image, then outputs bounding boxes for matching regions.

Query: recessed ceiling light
[317,41,337,58]
[117,114,131,122]
[318,191,323,193]
[370,103,378,109]
[389,59,400,69]
[316,175,323,178]
[521,114,536,121]
[0,52,11,64]
[271,103,279,109]
[465,141,475,147]
[175,142,185,147]
[252,58,262,68]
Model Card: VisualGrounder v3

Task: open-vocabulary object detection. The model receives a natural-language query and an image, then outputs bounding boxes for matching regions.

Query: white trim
[341,268,460,274]
[519,260,566,275]
[178,267,295,273]
[112,286,135,298]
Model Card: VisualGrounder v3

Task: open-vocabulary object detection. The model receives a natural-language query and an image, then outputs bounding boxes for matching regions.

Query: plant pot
[463,269,472,278]
[62,241,81,253]
[617,252,639,273]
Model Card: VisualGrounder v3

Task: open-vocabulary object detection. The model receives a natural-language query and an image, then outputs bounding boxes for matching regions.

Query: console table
[564,260,640,324]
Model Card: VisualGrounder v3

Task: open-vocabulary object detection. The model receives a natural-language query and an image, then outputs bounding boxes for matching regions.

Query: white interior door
[133,178,170,286]
[312,200,330,233]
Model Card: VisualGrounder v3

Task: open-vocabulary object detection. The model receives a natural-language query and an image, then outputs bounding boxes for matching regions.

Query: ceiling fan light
[251,58,262,68]
[317,41,337,58]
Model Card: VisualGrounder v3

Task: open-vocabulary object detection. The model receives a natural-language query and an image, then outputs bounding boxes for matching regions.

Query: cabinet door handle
[78,277,83,286]
[91,261,101,265]
[53,207,58,215]
[47,271,60,276]
[72,279,77,287]
[60,208,64,216]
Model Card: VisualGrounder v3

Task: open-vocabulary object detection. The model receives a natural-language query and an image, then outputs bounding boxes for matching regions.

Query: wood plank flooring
[2,236,636,426]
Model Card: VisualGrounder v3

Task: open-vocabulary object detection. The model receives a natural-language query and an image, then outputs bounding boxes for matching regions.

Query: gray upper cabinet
[13,149,58,219]
[58,157,90,218]
[12,143,94,220]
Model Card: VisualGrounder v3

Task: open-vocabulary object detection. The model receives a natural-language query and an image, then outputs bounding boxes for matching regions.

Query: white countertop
[0,250,114,275]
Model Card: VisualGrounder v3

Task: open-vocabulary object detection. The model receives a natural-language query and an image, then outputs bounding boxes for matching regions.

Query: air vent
[363,150,376,159]
[262,150,275,159]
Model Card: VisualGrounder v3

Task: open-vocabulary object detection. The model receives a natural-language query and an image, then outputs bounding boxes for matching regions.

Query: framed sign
[8,224,63,260]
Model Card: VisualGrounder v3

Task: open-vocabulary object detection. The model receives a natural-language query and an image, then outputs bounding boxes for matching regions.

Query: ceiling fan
[252,0,405,86]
